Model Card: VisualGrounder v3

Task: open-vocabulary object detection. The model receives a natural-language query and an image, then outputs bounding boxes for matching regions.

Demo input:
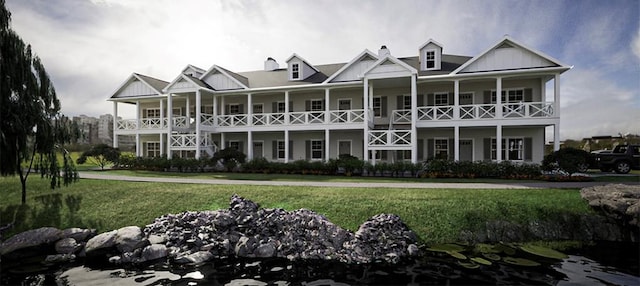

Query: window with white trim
[253,104,263,114]
[277,140,286,159]
[373,96,382,117]
[145,108,160,118]
[434,139,449,159]
[402,95,411,110]
[291,63,300,79]
[146,142,161,157]
[276,101,286,113]
[397,150,411,161]
[425,50,436,69]
[311,140,323,160]
[228,104,240,114]
[338,99,351,110]
[434,93,449,106]
[310,99,323,111]
[491,89,524,103]
[491,138,524,161]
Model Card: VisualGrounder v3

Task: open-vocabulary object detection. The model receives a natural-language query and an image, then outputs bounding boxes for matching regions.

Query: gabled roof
[361,55,418,78]
[324,49,379,83]
[109,73,168,99]
[163,73,212,93]
[181,64,206,76]
[285,53,320,72]
[452,36,570,74]
[418,38,443,50]
[200,65,249,89]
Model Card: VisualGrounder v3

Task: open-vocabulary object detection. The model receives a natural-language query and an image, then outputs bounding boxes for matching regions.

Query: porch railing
[368,130,412,147]
[329,109,365,124]
[116,116,189,130]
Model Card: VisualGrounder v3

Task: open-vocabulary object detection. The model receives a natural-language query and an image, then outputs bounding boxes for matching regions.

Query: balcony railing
[418,106,454,121]
[170,134,212,149]
[253,113,286,126]
[289,111,325,124]
[416,102,555,121]
[391,110,412,124]
[368,130,412,147]
[217,114,248,127]
[116,116,189,130]
[329,109,365,124]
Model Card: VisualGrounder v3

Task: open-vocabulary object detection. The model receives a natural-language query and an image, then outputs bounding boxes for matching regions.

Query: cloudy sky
[5,0,639,140]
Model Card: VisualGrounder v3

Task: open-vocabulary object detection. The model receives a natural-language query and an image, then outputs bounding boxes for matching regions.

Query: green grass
[0,175,593,244]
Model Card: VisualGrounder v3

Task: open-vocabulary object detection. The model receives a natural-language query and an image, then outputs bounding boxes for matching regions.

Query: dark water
[3,242,639,286]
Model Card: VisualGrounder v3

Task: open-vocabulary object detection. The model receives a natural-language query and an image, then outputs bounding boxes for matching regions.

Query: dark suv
[595,145,640,174]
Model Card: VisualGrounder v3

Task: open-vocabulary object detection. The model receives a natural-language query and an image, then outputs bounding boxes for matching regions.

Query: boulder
[55,238,81,254]
[84,230,117,255]
[115,226,146,253]
[174,251,214,264]
[0,227,63,257]
[141,244,168,262]
[62,228,96,242]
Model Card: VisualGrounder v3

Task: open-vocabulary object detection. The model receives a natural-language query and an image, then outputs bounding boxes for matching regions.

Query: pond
[5,242,638,286]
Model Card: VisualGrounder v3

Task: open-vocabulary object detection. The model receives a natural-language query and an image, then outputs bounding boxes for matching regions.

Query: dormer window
[291,63,300,80]
[425,50,436,70]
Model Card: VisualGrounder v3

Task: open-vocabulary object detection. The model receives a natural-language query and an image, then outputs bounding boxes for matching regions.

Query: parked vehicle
[595,145,640,174]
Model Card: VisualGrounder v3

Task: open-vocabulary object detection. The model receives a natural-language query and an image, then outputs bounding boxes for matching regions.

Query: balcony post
[167,93,173,159]
[284,130,289,163]
[247,93,253,126]
[363,78,369,162]
[453,80,460,120]
[324,129,330,162]
[454,125,460,161]
[160,99,165,129]
[136,101,141,130]
[195,90,202,159]
[186,95,191,129]
[554,73,561,118]
[213,94,218,126]
[112,101,118,148]
[135,134,141,157]
[247,131,253,159]
[284,91,290,125]
[410,74,418,163]
[496,77,502,118]
[496,124,503,162]
[554,123,560,151]
[325,88,330,124]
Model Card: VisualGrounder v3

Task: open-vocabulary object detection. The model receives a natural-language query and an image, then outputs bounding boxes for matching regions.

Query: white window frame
[372,96,382,117]
[491,88,525,103]
[310,140,323,160]
[310,99,323,111]
[397,150,411,161]
[434,138,449,159]
[276,101,286,113]
[228,103,240,115]
[401,95,411,110]
[424,49,437,70]
[338,98,352,110]
[291,62,300,80]
[434,92,449,106]
[146,141,161,157]
[459,92,474,105]
[277,140,286,160]
[253,103,263,114]
[491,137,525,161]
[145,108,160,118]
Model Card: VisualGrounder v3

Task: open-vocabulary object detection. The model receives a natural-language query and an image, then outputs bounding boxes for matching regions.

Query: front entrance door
[253,141,263,159]
[459,140,473,161]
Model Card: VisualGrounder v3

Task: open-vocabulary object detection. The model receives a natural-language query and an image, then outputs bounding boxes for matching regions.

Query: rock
[85,230,117,255]
[148,234,166,245]
[115,226,146,253]
[141,244,168,262]
[254,242,276,258]
[62,228,96,242]
[0,227,63,257]
[44,254,76,264]
[55,238,81,254]
[175,251,214,264]
[581,184,640,229]
[407,244,419,256]
[235,236,257,257]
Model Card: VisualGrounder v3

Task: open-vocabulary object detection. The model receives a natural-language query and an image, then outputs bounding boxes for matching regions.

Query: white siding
[332,59,376,82]
[202,71,243,90]
[461,46,556,73]
[116,80,157,97]
[366,61,412,78]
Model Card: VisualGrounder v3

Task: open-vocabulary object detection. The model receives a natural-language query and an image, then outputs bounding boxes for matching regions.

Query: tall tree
[0,0,78,204]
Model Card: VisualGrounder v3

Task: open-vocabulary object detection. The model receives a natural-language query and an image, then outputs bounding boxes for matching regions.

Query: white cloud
[633,26,640,61]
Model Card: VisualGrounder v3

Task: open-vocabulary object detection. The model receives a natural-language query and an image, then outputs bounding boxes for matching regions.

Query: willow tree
[0,0,78,204]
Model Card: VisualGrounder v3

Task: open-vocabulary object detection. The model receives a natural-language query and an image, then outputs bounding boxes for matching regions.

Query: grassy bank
[0,176,592,243]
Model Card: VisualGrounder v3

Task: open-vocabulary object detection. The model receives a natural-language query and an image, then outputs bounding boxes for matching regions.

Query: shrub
[76,144,121,170]
[212,148,246,172]
[542,147,590,175]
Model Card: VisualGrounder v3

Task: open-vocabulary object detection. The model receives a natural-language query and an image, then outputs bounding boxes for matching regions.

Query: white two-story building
[108,36,570,164]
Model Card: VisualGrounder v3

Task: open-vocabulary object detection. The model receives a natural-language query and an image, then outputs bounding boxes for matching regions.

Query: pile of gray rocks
[580,184,640,227]
[0,195,420,269]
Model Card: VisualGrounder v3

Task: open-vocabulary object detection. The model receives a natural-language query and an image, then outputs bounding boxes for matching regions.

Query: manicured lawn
[0,176,593,244]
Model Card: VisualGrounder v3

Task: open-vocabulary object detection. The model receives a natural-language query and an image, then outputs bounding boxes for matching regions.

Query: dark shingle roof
[135,73,169,93]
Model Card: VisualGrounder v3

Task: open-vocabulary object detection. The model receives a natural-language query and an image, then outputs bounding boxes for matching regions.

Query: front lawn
[0,176,592,244]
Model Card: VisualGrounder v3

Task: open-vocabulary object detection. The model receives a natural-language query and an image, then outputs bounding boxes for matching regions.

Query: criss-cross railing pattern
[217,114,248,127]
[368,130,412,147]
[329,109,365,124]
[417,106,453,121]
[391,110,412,124]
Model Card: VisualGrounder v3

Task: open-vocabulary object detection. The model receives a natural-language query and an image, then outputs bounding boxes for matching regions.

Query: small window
[310,99,323,111]
[434,93,449,106]
[373,97,382,117]
[425,50,436,69]
[253,104,263,114]
[311,140,323,160]
[146,142,161,157]
[229,104,240,115]
[434,139,449,159]
[276,102,286,113]
[277,140,286,159]
[338,99,351,110]
[145,108,160,118]
[228,141,240,151]
[291,63,300,79]
[402,95,411,110]
[491,138,524,161]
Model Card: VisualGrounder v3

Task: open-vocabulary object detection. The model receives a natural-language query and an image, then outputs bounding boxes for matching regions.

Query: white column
[160,99,165,128]
[213,94,218,125]
[247,93,253,126]
[554,73,561,118]
[112,102,118,148]
[496,77,502,118]
[363,78,369,162]
[496,124,503,162]
[454,125,460,161]
[410,74,418,163]
[453,80,460,119]
[325,129,330,162]
[220,133,225,149]
[554,124,560,151]
[325,88,330,124]
[167,93,173,159]
[160,134,164,156]
[284,130,289,163]
[135,134,141,157]
[284,91,290,124]
[136,101,141,130]
[247,131,253,159]
[195,90,202,159]
[186,95,191,128]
